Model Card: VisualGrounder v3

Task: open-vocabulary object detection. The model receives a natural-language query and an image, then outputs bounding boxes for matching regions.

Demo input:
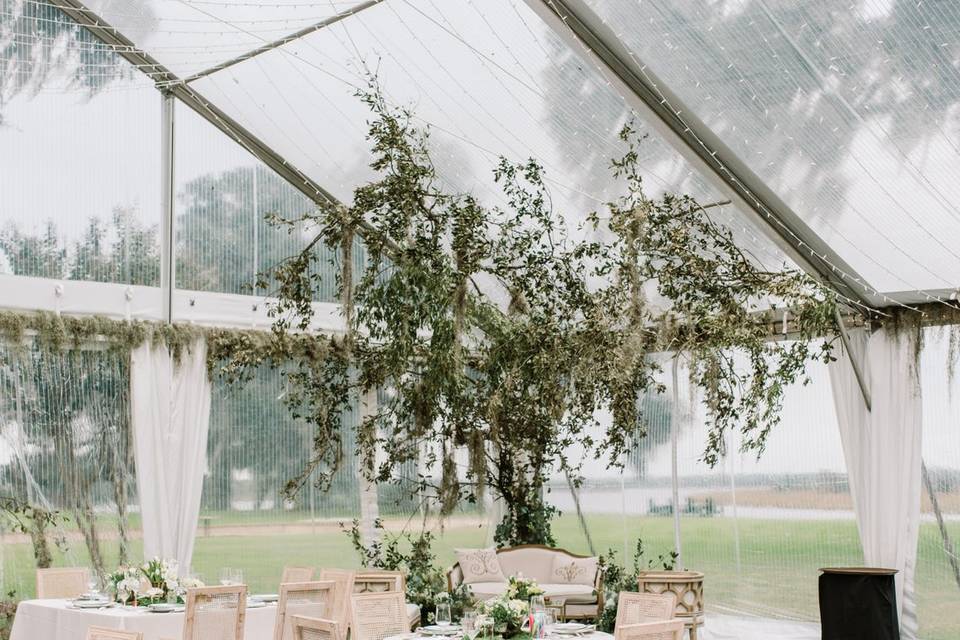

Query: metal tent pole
[160,93,175,324]
[671,358,682,564]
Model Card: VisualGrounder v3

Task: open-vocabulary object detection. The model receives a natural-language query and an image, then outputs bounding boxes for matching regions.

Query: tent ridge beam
[177,0,385,86]
[525,0,877,312]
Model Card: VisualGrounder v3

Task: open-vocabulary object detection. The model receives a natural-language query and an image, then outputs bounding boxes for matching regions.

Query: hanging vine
[218,81,843,546]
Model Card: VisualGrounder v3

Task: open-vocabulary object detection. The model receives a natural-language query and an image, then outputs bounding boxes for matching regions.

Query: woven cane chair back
[349,591,408,640]
[183,584,247,640]
[615,592,677,627]
[36,567,89,599]
[615,621,685,640]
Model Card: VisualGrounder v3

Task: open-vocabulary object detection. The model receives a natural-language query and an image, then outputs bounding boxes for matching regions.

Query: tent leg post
[922,461,960,592]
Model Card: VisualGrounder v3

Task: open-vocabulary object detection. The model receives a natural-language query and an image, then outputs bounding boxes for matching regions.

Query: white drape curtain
[130,339,212,573]
[828,328,922,639]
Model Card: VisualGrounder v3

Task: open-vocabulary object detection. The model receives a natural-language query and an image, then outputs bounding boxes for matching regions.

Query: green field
[2,514,958,639]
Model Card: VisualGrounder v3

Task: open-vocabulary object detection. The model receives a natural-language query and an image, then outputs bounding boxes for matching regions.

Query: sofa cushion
[549,555,598,587]
[466,581,596,604]
[496,547,566,584]
[455,548,507,584]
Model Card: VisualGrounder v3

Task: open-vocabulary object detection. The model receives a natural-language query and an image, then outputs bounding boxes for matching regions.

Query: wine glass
[435,602,452,626]
[86,573,100,599]
[219,568,235,586]
[462,610,477,639]
[530,595,546,613]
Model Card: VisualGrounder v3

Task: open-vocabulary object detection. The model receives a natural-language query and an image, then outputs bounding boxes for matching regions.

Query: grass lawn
[2,514,957,639]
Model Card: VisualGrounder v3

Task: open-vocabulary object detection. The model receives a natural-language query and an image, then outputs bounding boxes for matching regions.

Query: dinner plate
[148,603,177,613]
[71,599,113,609]
[420,625,461,635]
[551,623,591,635]
[246,600,267,609]
[251,593,279,603]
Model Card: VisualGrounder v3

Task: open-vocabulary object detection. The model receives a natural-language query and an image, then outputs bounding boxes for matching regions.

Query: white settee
[446,545,602,620]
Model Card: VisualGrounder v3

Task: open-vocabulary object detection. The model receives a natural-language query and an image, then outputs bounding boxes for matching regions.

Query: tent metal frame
[53,0,394,321]
[54,0,957,314]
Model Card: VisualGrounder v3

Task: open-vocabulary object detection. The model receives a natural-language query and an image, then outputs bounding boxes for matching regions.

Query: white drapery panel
[130,339,212,573]
[828,328,922,638]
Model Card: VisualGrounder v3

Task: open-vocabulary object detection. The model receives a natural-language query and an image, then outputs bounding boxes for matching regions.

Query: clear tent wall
[0,1,959,639]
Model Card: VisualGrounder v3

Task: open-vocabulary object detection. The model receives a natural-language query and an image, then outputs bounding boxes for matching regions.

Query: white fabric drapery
[130,339,212,573]
[828,328,922,638]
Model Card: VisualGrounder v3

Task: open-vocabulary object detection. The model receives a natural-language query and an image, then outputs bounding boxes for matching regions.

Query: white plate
[71,600,113,609]
[148,604,177,613]
[420,625,461,635]
[251,593,279,602]
[246,600,267,609]
[551,624,590,635]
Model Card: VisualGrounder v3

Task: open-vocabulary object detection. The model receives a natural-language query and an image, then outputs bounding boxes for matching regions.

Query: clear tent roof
[32,0,960,308]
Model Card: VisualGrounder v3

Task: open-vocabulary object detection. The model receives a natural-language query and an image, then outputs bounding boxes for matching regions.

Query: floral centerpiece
[476,594,528,638]
[504,574,544,602]
[109,557,203,606]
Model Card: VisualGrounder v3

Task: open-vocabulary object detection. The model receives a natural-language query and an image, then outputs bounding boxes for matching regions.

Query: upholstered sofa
[446,545,602,621]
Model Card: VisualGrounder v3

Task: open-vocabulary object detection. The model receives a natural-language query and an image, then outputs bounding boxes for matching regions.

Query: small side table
[637,571,704,640]
[819,567,899,640]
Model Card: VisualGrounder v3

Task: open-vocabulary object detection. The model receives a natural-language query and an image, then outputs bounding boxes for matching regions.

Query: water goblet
[435,602,452,626]
[461,610,477,639]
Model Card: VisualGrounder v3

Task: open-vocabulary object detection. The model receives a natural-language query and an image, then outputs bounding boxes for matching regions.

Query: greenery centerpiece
[504,575,544,602]
[476,592,529,638]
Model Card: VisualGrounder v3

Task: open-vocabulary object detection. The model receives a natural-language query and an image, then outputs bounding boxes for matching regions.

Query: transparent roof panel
[185,0,793,271]
[586,0,960,296]
[81,0,371,77]
[1,1,160,287]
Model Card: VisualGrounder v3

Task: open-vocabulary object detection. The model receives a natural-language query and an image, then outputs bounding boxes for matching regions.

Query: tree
[228,83,838,546]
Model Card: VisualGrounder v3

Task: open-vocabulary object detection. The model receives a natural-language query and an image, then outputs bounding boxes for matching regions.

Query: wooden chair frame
[274,581,337,640]
[291,615,340,640]
[85,628,143,640]
[318,569,356,640]
[614,621,685,640]
[281,566,316,585]
[353,570,405,593]
[183,584,247,640]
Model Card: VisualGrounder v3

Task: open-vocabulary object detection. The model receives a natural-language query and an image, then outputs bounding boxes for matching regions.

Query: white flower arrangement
[110,557,202,606]
[475,592,529,636]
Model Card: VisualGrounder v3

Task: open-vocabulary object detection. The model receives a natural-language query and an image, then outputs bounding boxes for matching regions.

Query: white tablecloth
[10,599,278,640]
[386,631,614,640]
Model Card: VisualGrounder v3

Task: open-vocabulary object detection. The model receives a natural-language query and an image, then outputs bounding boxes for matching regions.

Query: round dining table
[386,629,614,640]
[9,598,278,640]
